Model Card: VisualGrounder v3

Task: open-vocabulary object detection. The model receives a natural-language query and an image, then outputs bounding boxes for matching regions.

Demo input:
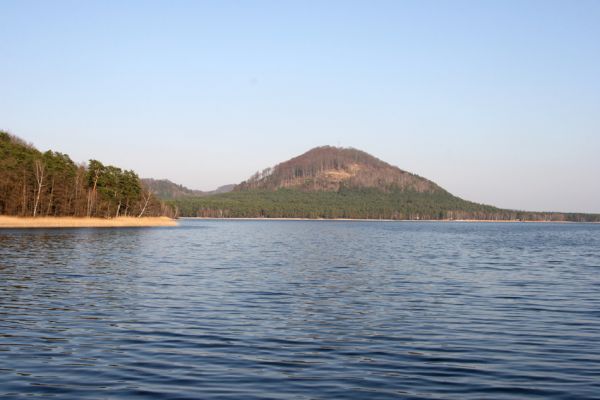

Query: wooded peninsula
[0,131,174,225]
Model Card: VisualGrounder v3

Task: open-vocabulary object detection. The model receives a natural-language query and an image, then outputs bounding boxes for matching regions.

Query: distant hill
[212,184,236,194]
[236,146,440,193]
[169,146,600,222]
[141,179,205,199]
[142,179,234,200]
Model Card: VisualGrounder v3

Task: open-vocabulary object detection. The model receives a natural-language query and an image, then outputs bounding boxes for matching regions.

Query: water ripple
[1,221,599,399]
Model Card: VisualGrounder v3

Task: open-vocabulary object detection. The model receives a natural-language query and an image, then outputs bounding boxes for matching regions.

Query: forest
[5,135,597,223]
[0,131,172,218]
[169,188,600,222]
[167,145,600,222]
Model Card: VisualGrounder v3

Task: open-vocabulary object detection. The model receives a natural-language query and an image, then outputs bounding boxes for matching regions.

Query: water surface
[1,220,599,399]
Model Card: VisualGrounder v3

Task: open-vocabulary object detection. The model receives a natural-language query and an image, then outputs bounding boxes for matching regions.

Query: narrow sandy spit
[0,216,178,229]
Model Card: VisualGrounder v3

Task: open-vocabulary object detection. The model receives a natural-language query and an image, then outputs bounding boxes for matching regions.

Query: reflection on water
[1,221,600,399]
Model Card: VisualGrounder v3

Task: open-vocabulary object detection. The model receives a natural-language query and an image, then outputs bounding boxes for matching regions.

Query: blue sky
[1,1,599,213]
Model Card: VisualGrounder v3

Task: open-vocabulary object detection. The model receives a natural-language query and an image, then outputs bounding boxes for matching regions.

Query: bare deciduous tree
[32,159,45,217]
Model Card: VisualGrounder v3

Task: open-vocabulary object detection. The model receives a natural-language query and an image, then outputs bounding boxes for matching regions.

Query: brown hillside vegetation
[236,146,442,193]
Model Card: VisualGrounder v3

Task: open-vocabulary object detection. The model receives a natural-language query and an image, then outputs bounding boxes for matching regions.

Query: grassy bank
[0,216,177,229]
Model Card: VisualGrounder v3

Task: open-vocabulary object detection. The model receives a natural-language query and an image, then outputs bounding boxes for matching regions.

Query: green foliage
[170,188,600,222]
[171,188,490,219]
[0,131,171,218]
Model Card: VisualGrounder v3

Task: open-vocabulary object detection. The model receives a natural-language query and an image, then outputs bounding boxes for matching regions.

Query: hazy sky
[1,1,599,213]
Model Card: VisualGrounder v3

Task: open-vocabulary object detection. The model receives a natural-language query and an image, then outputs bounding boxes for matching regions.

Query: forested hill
[141,179,234,200]
[141,179,205,199]
[236,146,442,193]
[0,131,172,218]
[168,146,600,222]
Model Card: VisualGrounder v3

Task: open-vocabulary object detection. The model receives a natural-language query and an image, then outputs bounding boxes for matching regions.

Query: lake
[1,220,599,399]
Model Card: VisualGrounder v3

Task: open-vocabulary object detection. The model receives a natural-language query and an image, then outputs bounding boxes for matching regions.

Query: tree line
[169,188,600,222]
[0,131,172,218]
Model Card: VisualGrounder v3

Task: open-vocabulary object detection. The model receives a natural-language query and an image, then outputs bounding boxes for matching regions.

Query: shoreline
[0,216,178,229]
[1,216,595,228]
[181,217,598,224]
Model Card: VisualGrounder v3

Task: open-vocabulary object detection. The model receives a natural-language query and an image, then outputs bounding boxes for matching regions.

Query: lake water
[1,220,599,399]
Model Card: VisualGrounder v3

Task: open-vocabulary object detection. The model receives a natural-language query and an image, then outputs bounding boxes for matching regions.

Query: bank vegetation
[0,131,174,219]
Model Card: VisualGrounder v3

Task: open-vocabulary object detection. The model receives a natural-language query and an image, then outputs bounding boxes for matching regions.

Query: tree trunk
[87,170,99,217]
[33,159,45,217]
[45,178,55,216]
[21,174,27,216]
[138,190,151,217]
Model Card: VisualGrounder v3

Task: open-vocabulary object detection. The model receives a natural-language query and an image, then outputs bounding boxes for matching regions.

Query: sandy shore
[182,217,592,223]
[0,216,178,229]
